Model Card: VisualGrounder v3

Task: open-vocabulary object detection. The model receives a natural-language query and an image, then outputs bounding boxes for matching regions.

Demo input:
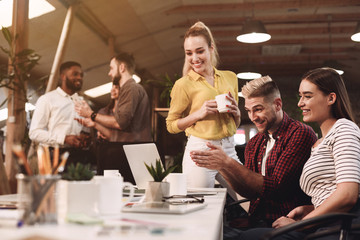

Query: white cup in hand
[215,93,231,113]
[166,173,187,196]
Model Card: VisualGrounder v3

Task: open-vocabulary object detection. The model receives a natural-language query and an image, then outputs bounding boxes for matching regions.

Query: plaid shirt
[245,113,317,223]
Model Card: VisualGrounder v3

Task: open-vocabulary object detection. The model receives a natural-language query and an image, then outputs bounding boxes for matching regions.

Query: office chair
[260,212,359,240]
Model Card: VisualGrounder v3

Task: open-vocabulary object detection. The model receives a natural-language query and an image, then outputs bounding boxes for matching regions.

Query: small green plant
[61,163,94,181]
[145,73,179,107]
[144,159,177,182]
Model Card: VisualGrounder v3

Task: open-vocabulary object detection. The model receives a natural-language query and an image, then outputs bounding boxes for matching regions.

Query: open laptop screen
[123,143,163,189]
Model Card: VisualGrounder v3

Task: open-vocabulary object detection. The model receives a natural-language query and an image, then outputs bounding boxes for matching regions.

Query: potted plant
[145,73,179,107]
[61,163,94,181]
[0,27,44,193]
[57,163,97,221]
[144,159,177,202]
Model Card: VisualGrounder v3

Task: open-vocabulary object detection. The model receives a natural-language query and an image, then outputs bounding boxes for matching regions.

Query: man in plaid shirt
[190,76,317,228]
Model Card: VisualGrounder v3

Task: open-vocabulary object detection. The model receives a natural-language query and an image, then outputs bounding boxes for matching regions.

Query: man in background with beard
[74,52,152,179]
[29,61,94,169]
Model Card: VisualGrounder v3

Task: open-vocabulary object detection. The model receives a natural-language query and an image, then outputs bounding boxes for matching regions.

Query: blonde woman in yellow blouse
[166,21,241,188]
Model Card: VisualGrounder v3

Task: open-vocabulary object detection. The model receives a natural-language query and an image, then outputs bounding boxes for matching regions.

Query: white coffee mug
[93,176,135,215]
[215,93,231,113]
[103,169,121,177]
[166,173,187,196]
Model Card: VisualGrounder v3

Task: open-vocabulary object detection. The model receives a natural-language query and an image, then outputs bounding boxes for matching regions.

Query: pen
[0,205,17,210]
[0,219,23,228]
[53,151,69,174]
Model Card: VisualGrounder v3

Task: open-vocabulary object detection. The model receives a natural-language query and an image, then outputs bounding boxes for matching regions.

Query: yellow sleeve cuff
[167,119,182,134]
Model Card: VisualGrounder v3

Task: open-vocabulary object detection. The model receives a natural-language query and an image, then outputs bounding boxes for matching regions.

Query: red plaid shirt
[245,113,317,223]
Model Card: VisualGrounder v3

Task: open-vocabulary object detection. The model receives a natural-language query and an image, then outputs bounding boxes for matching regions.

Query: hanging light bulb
[351,22,360,42]
[237,72,262,80]
[323,15,344,75]
[236,20,271,44]
[237,59,262,80]
[323,60,344,75]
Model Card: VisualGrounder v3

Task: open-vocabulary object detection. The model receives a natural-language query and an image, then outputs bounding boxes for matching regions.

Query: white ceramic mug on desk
[93,175,135,215]
[103,169,121,177]
[166,173,187,196]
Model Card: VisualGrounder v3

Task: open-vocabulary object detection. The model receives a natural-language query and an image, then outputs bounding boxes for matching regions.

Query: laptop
[123,143,163,190]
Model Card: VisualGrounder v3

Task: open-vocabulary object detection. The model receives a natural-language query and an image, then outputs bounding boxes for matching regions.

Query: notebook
[122,202,207,214]
[123,143,162,190]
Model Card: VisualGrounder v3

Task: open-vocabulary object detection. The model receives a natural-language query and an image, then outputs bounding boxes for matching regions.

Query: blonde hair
[241,76,281,100]
[182,21,219,76]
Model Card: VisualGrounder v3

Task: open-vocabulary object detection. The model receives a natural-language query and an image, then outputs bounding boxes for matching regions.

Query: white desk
[0,188,226,240]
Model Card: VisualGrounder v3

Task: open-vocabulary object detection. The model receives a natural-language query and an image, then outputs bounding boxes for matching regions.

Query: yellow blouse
[166,68,239,140]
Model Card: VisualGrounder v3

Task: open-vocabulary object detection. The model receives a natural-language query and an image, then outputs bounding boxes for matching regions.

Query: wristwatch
[90,111,97,121]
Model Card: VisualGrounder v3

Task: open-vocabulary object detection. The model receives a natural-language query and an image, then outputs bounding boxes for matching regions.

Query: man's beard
[66,77,82,92]
[112,69,121,84]
[263,113,277,134]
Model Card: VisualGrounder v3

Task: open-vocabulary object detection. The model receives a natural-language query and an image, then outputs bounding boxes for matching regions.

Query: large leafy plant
[145,159,177,182]
[0,27,42,108]
[145,73,179,107]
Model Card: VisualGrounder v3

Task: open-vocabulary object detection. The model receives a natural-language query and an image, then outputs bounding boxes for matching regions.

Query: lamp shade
[351,22,360,42]
[237,72,262,80]
[236,20,271,44]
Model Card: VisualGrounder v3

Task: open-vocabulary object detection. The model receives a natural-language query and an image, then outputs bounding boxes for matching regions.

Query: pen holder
[16,174,61,225]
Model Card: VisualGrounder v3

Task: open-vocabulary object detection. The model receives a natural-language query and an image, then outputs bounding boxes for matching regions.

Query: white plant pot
[57,180,98,223]
[144,181,170,202]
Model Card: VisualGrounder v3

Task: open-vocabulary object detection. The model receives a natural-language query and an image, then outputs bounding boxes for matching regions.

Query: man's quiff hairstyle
[113,52,136,74]
[241,75,281,100]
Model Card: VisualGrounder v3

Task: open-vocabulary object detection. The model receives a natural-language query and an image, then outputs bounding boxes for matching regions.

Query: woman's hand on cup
[226,92,241,125]
[196,100,218,120]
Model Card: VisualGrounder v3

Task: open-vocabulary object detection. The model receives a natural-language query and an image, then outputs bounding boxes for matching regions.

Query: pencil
[12,144,33,176]
[42,145,52,175]
[37,146,46,175]
[53,144,59,170]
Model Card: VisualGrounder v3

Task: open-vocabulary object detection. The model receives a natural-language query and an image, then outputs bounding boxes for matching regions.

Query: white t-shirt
[300,118,360,208]
[262,134,276,176]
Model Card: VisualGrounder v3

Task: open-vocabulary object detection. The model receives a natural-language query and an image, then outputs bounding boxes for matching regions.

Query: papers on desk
[0,209,21,228]
[122,201,207,214]
[0,194,18,209]
[99,218,183,237]
[66,213,103,225]
[187,188,219,196]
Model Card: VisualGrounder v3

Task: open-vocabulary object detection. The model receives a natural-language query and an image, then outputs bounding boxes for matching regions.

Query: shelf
[154,108,169,118]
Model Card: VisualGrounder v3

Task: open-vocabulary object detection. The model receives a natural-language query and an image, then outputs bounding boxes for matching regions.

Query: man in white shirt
[29,61,93,168]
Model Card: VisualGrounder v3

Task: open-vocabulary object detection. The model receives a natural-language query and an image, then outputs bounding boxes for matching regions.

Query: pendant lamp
[324,17,344,75]
[323,60,344,75]
[237,72,262,80]
[351,22,360,42]
[236,20,271,44]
